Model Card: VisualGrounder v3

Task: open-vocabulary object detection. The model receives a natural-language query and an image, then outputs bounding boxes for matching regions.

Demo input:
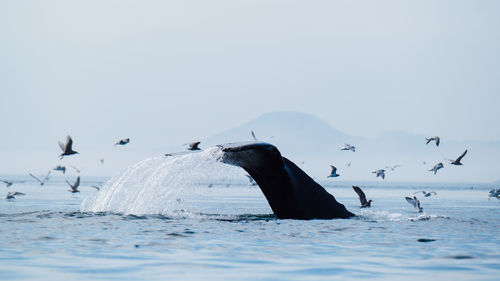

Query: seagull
[327,165,340,178]
[245,174,257,186]
[66,176,80,193]
[449,149,467,165]
[53,165,66,174]
[251,131,258,141]
[0,180,13,187]
[372,169,386,179]
[29,171,51,186]
[5,191,25,200]
[115,138,130,146]
[413,191,437,197]
[429,162,444,175]
[426,136,440,146]
[99,158,104,164]
[488,188,500,200]
[352,186,372,208]
[340,144,356,152]
[187,141,201,151]
[58,135,79,159]
[405,196,423,212]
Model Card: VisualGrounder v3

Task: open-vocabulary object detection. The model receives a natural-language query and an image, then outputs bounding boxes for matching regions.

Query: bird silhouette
[352,186,372,208]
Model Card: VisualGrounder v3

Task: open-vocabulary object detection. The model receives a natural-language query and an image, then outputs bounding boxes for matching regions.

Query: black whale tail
[218,142,354,220]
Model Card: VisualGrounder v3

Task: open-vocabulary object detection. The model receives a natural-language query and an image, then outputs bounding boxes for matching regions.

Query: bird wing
[352,186,367,205]
[456,149,467,162]
[425,138,431,144]
[58,141,66,151]
[430,191,437,195]
[330,165,337,174]
[251,131,258,141]
[90,185,100,191]
[436,137,440,146]
[74,176,80,190]
[43,171,51,182]
[413,191,425,195]
[29,173,42,183]
[65,135,73,151]
[13,192,25,196]
[405,197,417,208]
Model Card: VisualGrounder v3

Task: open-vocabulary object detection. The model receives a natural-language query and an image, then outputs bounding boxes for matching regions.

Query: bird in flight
[352,186,372,208]
[327,165,340,178]
[429,162,444,175]
[53,165,66,174]
[5,191,25,200]
[115,138,130,146]
[372,169,386,179]
[29,171,51,186]
[448,149,468,165]
[1,179,25,187]
[66,176,80,193]
[187,142,201,151]
[425,136,440,147]
[58,135,79,159]
[340,144,356,152]
[413,191,437,197]
[405,196,423,213]
[488,188,500,200]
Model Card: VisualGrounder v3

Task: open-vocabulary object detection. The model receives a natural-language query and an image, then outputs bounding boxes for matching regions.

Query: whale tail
[218,142,354,220]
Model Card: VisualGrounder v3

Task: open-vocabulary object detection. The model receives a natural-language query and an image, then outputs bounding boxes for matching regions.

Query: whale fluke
[218,142,354,220]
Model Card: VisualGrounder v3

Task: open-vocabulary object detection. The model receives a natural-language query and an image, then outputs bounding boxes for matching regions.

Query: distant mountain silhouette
[205,111,354,158]
[205,111,500,183]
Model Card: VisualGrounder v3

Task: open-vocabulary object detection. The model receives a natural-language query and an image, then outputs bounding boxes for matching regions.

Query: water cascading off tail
[80,147,247,216]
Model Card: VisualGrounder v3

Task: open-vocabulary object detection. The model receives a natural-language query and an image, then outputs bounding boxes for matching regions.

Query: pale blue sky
[1,1,499,176]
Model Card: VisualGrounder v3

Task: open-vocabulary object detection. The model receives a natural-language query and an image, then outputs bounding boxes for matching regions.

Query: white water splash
[356,209,447,222]
[80,147,247,215]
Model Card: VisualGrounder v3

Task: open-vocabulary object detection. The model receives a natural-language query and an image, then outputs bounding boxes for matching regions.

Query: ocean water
[1,148,499,280]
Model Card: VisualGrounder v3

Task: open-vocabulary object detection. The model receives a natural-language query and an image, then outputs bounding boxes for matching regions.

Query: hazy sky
[1,1,499,175]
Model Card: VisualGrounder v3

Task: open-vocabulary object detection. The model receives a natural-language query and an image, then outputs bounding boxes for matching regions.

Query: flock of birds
[328,135,479,212]
[1,133,498,214]
[328,136,468,180]
[1,135,206,200]
[1,135,129,200]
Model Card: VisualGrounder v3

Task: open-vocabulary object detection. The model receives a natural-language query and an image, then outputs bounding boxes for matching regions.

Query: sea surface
[1,149,499,280]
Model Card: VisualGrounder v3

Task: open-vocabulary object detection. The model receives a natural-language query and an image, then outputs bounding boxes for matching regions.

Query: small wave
[355,209,451,222]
